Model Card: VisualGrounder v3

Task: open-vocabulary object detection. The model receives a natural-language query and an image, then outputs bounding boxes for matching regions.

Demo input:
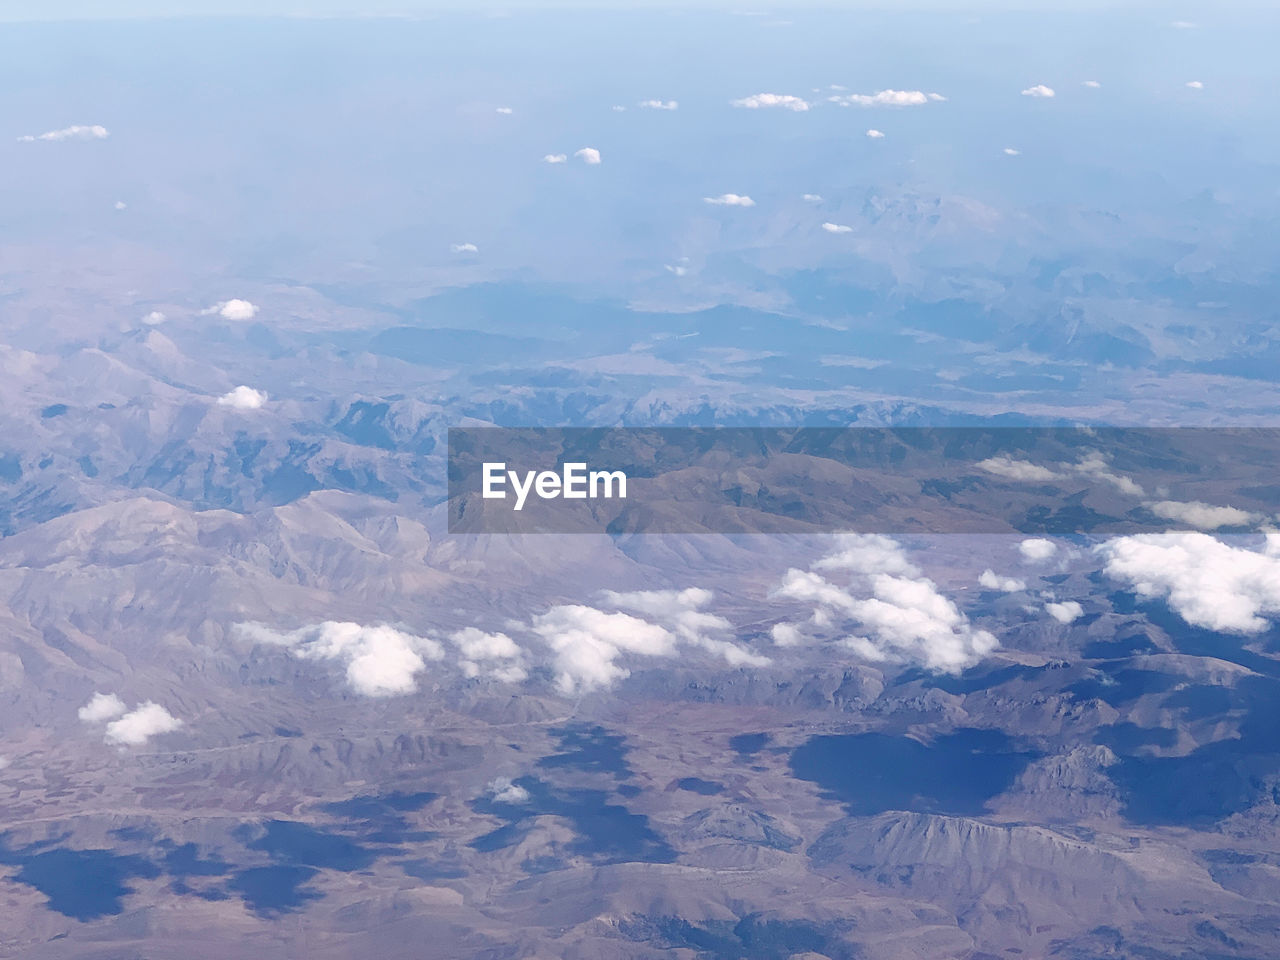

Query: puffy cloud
[450,242,479,253]
[731,93,810,111]
[865,128,885,139]
[829,90,939,107]
[79,692,126,724]
[488,777,530,804]
[601,587,769,668]
[141,311,166,326]
[978,456,1059,482]
[772,535,997,673]
[1004,147,1022,156]
[114,200,127,210]
[206,299,258,321]
[1082,80,1102,88]
[704,193,755,207]
[104,703,183,746]
[1148,500,1260,531]
[495,106,513,114]
[1045,600,1084,624]
[1101,533,1280,634]
[1186,80,1205,89]
[1073,452,1143,496]
[1021,85,1056,98]
[451,627,527,683]
[531,605,675,695]
[980,569,1027,593]
[17,124,109,143]
[801,193,823,202]
[574,147,602,164]
[236,621,443,697]
[638,99,678,110]
[543,153,568,164]
[216,386,267,410]
[1019,538,1058,562]
[665,263,688,277]
[821,222,852,234]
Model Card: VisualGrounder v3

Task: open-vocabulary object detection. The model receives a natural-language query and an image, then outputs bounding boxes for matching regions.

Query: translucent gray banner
[446,427,1280,535]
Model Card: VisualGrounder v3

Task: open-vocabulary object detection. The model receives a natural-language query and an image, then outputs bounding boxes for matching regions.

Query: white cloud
[1004,147,1022,156]
[236,621,444,697]
[1186,80,1205,89]
[0,756,8,770]
[801,193,823,202]
[451,627,527,683]
[1022,85,1056,98]
[865,128,885,139]
[731,93,810,111]
[1082,80,1102,88]
[544,153,568,164]
[704,193,755,207]
[638,99,678,110]
[980,569,1027,593]
[1101,533,1280,634]
[1072,452,1143,496]
[978,456,1059,482]
[1148,500,1259,531]
[665,264,688,277]
[104,702,183,747]
[829,90,937,107]
[114,200,127,210]
[601,587,769,668]
[821,222,853,234]
[772,535,998,673]
[531,605,675,695]
[1046,600,1084,624]
[1171,20,1198,29]
[495,106,513,114]
[1019,538,1058,563]
[17,124,109,143]
[574,147,602,164]
[450,242,479,254]
[205,299,258,321]
[141,310,166,326]
[611,105,627,112]
[79,692,126,724]
[216,385,267,410]
[488,777,530,804]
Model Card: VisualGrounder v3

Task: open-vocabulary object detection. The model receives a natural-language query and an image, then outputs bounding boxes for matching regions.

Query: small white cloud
[205,298,258,321]
[1004,147,1022,156]
[452,627,527,683]
[600,587,769,669]
[865,128,885,139]
[236,621,444,697]
[1045,600,1084,624]
[980,570,1027,593]
[801,193,823,202]
[1186,80,1205,89]
[114,200,127,210]
[1019,538,1059,563]
[544,153,568,164]
[104,702,183,747]
[1148,500,1259,531]
[216,386,267,410]
[1171,20,1198,29]
[1021,85,1056,98]
[488,777,530,804]
[611,105,627,112]
[17,123,109,143]
[141,310,166,326]
[1082,80,1102,88]
[829,90,936,107]
[495,106,513,114]
[665,264,688,277]
[79,692,127,724]
[821,222,852,234]
[575,147,602,164]
[978,456,1058,482]
[532,604,675,695]
[704,193,755,207]
[731,93,810,112]
[638,99,678,110]
[450,242,479,254]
